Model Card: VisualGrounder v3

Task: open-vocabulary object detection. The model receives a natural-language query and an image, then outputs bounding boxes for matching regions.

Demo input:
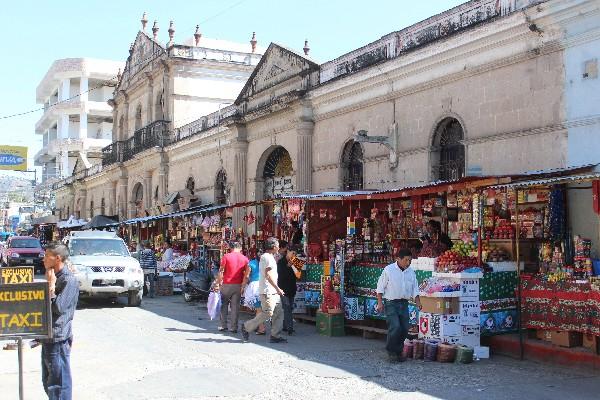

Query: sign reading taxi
[0,145,28,171]
[1,267,34,285]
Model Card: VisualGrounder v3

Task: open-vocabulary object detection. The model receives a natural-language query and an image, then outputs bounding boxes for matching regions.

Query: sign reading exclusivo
[0,145,27,171]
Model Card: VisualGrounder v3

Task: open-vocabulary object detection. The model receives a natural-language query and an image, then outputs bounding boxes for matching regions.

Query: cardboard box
[316,310,345,337]
[583,334,599,354]
[418,313,461,338]
[460,325,481,347]
[420,296,460,314]
[459,301,481,325]
[474,345,490,359]
[551,331,582,348]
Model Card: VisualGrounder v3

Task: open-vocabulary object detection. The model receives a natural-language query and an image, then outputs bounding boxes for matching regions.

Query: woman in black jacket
[277,250,298,335]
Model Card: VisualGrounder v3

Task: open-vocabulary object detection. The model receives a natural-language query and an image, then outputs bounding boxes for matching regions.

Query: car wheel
[128,290,142,307]
[183,291,193,302]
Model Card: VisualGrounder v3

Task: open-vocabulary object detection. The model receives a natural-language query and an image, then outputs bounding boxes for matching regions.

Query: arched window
[134,104,143,131]
[186,177,195,195]
[132,183,144,217]
[341,140,364,191]
[263,147,293,199]
[154,186,159,202]
[215,169,227,205]
[100,198,106,215]
[431,118,465,181]
[155,92,164,121]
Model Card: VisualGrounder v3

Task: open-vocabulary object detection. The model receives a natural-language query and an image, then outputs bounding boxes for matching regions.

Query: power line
[0,0,251,122]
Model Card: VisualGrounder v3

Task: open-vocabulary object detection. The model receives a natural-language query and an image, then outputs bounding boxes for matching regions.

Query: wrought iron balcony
[172,107,237,143]
[102,120,170,165]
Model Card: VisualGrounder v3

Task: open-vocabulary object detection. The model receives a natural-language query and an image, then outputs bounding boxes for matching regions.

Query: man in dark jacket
[277,249,298,335]
[42,243,79,400]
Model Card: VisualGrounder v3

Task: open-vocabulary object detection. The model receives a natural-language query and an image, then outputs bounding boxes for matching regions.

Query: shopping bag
[207,291,221,320]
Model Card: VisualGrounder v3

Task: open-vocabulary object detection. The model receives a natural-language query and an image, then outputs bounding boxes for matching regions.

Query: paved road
[1,295,599,400]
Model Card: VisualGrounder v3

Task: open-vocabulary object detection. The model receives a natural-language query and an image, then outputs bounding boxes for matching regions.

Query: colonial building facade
[55,0,600,226]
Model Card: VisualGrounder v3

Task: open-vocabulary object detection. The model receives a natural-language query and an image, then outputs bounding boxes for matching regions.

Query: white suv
[65,231,144,306]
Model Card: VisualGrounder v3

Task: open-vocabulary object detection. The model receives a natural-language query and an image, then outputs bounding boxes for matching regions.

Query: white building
[34,58,124,182]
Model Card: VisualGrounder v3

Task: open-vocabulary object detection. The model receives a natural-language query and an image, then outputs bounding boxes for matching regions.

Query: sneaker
[241,325,249,341]
[287,329,294,336]
[218,327,228,332]
[270,336,288,343]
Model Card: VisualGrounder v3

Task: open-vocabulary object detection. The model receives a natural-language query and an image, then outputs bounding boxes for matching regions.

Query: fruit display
[481,243,510,262]
[491,222,514,239]
[435,250,479,272]
[451,241,476,257]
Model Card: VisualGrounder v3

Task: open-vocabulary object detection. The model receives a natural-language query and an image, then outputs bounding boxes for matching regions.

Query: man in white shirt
[242,237,287,343]
[376,248,422,362]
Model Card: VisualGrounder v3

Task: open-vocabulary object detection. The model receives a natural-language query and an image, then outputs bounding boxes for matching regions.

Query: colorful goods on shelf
[419,277,461,296]
[573,236,593,278]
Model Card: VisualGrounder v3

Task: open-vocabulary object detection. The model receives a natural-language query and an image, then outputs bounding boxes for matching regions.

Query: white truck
[65,231,144,306]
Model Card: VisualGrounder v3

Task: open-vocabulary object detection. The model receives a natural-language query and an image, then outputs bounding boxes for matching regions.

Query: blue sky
[0,0,464,180]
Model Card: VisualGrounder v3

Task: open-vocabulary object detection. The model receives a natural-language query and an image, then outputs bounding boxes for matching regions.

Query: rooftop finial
[167,20,175,47]
[152,20,159,41]
[141,12,148,31]
[194,25,202,46]
[250,32,257,53]
[303,39,310,56]
[129,42,134,57]
[117,68,122,81]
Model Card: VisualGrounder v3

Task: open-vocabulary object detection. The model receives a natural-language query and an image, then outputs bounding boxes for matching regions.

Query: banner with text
[0,145,28,171]
[0,282,52,339]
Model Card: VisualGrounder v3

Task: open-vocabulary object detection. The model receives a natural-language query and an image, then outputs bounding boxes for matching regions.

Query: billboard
[0,145,27,171]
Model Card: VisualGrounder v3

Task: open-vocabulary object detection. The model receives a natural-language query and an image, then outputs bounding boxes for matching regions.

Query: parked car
[65,230,144,306]
[0,236,45,273]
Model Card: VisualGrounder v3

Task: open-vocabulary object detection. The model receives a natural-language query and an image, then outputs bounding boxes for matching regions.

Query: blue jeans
[144,272,156,298]
[41,339,72,400]
[384,300,409,355]
[281,294,295,332]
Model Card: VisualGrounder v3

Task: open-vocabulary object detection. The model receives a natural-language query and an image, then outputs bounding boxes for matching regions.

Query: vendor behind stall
[420,220,452,257]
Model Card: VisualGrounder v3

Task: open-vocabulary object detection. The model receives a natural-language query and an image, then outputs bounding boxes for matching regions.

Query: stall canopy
[82,215,119,229]
[57,216,88,229]
[32,215,58,225]
[119,204,228,226]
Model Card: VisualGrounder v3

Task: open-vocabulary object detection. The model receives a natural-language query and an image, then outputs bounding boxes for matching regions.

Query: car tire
[183,291,193,302]
[128,290,142,307]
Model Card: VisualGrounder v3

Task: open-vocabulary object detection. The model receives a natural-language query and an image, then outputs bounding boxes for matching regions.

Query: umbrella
[82,215,119,230]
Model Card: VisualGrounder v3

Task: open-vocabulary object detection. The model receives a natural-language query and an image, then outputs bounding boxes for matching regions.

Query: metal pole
[17,337,24,400]
[515,189,524,361]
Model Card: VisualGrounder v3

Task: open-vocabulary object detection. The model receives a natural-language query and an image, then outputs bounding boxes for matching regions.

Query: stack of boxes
[418,272,482,348]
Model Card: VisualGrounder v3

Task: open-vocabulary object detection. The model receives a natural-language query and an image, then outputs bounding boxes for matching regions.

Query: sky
[0,0,465,182]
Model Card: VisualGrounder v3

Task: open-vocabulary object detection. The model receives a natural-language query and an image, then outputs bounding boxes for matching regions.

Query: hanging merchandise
[548,188,566,241]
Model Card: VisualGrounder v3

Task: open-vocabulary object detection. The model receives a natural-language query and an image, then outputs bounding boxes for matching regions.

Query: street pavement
[1,294,600,400]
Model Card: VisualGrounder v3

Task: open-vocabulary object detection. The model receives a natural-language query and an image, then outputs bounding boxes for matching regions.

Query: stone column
[146,73,154,124]
[109,181,118,216]
[143,170,153,211]
[230,124,248,229]
[162,62,174,127]
[158,161,169,202]
[118,177,128,220]
[77,187,87,220]
[295,100,315,194]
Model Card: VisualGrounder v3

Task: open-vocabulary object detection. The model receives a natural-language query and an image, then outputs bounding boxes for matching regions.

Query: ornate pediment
[235,43,319,105]
[117,31,166,91]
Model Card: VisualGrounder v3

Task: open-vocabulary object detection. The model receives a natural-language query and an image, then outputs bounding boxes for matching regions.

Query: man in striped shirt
[139,240,158,298]
[42,243,79,400]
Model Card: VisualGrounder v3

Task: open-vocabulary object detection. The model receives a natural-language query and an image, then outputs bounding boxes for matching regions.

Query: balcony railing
[102,120,170,166]
[172,106,237,143]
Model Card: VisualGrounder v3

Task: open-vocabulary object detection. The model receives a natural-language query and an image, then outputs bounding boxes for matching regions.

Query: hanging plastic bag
[207,291,221,320]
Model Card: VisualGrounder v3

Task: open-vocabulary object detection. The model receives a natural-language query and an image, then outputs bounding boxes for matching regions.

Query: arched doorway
[100,198,106,215]
[430,118,465,181]
[132,182,144,217]
[89,200,94,218]
[262,146,294,200]
[340,140,364,191]
[186,177,195,195]
[215,169,227,205]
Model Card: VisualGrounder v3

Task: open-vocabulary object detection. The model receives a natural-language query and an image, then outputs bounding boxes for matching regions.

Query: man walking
[41,243,79,400]
[376,248,422,362]
[139,240,158,298]
[216,241,249,333]
[242,237,287,343]
[278,249,298,335]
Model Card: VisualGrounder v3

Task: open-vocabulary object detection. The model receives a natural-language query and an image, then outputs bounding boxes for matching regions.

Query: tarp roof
[82,215,119,229]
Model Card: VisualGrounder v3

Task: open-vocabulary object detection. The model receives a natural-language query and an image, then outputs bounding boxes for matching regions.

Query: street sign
[0,145,27,171]
[0,282,52,339]
[1,267,34,285]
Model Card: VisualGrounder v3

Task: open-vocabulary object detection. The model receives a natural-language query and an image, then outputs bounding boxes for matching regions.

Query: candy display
[436,250,478,272]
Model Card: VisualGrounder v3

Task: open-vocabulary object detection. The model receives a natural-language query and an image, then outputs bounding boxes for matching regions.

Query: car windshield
[70,239,130,256]
[10,239,41,248]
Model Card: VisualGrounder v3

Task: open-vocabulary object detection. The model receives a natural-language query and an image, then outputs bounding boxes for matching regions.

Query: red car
[1,236,45,274]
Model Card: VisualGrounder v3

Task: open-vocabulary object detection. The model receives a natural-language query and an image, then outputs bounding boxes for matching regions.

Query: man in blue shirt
[139,240,158,298]
[42,243,79,400]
